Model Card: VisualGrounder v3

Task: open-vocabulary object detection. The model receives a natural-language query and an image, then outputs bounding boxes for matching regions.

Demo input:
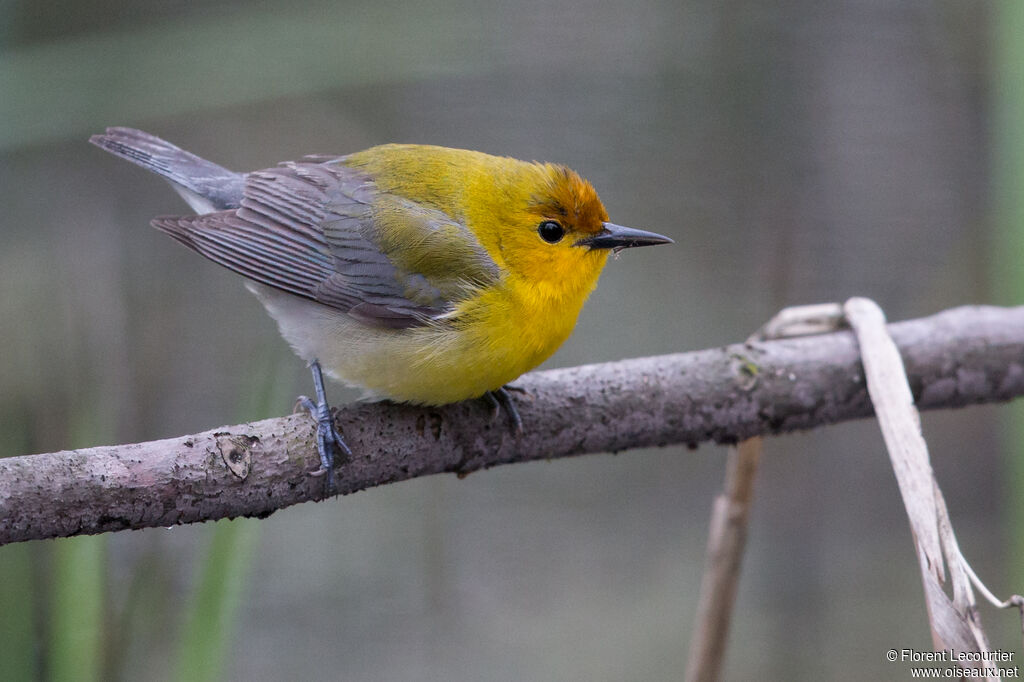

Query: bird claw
[297,361,351,498]
[485,386,525,435]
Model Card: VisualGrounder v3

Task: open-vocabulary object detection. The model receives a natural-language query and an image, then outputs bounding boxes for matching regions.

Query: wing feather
[151,158,500,328]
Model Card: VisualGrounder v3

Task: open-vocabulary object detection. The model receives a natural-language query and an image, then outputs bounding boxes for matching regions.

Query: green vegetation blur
[0,1,1018,680]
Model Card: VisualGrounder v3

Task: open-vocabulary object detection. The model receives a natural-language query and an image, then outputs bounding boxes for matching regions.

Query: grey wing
[151,159,500,329]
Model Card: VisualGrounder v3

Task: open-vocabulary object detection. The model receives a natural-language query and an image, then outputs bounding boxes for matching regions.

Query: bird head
[486,162,672,299]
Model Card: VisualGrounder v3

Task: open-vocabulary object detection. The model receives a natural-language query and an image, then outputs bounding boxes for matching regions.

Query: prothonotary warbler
[90,127,672,494]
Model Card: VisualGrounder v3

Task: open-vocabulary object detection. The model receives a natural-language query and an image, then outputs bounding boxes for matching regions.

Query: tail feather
[90,127,245,213]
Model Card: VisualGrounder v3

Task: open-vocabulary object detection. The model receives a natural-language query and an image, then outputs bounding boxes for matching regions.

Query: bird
[90,127,673,496]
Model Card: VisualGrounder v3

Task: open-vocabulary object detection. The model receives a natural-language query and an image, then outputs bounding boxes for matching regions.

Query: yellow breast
[372,266,603,404]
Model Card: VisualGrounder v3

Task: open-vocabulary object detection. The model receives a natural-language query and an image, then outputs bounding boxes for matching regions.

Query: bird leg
[484,385,525,435]
[296,359,351,497]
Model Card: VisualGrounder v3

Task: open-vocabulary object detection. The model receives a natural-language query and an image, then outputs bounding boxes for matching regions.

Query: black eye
[538,220,565,244]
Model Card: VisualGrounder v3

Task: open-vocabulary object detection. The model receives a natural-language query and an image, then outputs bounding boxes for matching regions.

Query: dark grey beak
[575,222,674,250]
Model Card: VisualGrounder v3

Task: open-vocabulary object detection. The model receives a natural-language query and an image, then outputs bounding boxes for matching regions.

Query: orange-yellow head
[483,161,671,301]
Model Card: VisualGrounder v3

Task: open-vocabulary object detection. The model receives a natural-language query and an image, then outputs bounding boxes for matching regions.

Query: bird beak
[575,222,674,251]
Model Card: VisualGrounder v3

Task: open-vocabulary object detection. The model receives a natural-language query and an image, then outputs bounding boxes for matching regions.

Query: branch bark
[2,304,1023,545]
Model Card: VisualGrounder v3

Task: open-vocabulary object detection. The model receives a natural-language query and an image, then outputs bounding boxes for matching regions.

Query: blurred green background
[1,0,1021,680]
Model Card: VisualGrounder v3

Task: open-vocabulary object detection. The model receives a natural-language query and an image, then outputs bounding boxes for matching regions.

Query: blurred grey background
[1,1,1019,680]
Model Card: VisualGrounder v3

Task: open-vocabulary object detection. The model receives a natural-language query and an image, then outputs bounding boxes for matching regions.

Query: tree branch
[2,304,1023,545]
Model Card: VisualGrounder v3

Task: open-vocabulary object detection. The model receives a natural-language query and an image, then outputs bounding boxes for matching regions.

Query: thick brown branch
[2,304,1023,545]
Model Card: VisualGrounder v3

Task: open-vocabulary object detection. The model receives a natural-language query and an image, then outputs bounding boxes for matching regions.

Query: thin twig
[684,438,762,682]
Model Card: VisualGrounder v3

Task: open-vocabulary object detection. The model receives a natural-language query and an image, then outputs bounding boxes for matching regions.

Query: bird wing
[151,159,500,329]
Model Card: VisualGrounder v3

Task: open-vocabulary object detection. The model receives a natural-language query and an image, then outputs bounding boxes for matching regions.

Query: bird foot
[296,360,351,497]
[484,386,525,435]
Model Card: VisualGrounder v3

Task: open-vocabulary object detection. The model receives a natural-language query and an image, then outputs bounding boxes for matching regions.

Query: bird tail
[89,127,245,212]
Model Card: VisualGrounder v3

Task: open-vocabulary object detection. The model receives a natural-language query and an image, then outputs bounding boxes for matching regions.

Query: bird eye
[537,220,565,244]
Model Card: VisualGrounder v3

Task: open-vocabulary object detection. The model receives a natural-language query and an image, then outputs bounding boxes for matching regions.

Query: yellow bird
[91,128,672,493]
